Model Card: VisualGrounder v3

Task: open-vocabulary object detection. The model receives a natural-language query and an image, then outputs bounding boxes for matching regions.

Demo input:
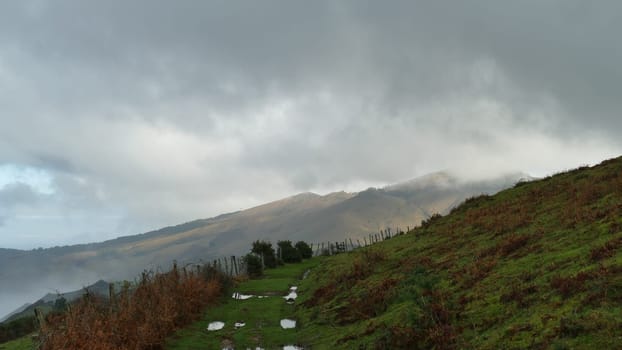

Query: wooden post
[363,237,368,246]
[349,238,354,250]
[357,239,362,248]
[231,256,238,276]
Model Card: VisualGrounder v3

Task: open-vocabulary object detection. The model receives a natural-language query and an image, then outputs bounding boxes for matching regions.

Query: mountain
[293,157,622,349]
[0,171,527,320]
[2,279,112,324]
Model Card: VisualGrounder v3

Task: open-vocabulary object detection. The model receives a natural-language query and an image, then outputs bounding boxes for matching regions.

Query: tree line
[244,240,313,278]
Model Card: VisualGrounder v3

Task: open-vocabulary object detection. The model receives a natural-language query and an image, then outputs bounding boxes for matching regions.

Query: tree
[243,253,263,278]
[54,297,68,312]
[277,240,302,263]
[295,241,313,259]
[251,240,277,268]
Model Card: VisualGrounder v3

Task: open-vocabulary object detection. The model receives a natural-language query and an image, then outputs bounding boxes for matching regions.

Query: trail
[166,259,319,349]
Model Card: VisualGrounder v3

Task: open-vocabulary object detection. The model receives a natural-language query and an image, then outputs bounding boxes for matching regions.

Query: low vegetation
[166,259,320,349]
[37,263,229,350]
[4,156,622,349]
[291,156,622,348]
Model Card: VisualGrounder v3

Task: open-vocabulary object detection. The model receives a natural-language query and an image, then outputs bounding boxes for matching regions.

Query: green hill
[292,157,622,349]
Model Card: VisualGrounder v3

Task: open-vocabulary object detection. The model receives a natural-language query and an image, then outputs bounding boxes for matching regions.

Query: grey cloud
[0,183,40,206]
[0,1,621,248]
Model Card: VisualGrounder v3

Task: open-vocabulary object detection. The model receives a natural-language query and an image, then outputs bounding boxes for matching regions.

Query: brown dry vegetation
[38,264,227,350]
[294,156,622,349]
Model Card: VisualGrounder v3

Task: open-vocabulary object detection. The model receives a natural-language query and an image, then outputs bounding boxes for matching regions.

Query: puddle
[234,322,246,329]
[283,291,298,301]
[257,295,269,299]
[232,292,254,300]
[207,321,225,331]
[280,319,296,329]
[283,346,303,350]
[289,286,298,291]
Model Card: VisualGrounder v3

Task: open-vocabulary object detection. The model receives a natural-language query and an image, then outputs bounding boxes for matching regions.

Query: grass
[165,258,321,349]
[0,337,34,350]
[286,156,622,349]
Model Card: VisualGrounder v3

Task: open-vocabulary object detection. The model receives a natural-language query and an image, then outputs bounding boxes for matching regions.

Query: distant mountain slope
[294,156,622,349]
[0,171,526,320]
[2,279,111,324]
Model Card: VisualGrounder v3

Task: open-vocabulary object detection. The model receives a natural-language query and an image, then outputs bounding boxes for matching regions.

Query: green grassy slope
[0,337,34,350]
[293,157,622,349]
[166,259,321,349]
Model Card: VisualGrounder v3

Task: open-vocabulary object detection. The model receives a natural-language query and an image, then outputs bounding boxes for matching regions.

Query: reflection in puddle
[280,319,296,329]
[283,291,298,301]
[232,292,254,300]
[207,321,225,331]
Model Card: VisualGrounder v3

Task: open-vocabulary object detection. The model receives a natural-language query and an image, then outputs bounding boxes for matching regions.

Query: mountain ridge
[0,170,528,319]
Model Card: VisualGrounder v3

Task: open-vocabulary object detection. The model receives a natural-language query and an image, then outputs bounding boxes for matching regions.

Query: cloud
[0,1,621,248]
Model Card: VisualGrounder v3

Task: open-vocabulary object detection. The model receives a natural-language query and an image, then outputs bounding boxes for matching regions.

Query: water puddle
[280,319,296,329]
[283,291,298,301]
[283,346,303,350]
[232,292,254,300]
[207,321,225,331]
[234,321,246,329]
[289,286,298,291]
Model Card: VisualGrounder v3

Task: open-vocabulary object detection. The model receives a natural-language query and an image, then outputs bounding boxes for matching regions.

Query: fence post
[231,256,238,276]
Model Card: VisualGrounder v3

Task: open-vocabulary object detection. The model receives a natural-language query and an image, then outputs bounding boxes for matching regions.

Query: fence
[311,225,412,256]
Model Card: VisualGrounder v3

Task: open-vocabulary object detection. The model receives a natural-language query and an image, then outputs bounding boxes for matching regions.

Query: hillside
[0,171,523,320]
[290,157,622,348]
[2,280,112,323]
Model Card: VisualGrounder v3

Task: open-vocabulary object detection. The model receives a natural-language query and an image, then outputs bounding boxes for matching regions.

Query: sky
[1,0,621,249]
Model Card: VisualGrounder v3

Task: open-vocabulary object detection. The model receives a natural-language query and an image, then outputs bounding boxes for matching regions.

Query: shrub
[295,241,313,259]
[39,263,226,350]
[277,240,302,263]
[251,240,278,268]
[244,253,263,278]
[421,213,443,228]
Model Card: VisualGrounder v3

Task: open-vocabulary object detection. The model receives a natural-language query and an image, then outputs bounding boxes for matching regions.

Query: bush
[295,241,313,259]
[277,240,302,263]
[251,240,278,268]
[421,213,443,228]
[244,253,263,278]
[39,263,225,350]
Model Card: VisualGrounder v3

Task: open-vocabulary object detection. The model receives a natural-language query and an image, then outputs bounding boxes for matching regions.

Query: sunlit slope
[295,157,622,349]
[0,171,522,318]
